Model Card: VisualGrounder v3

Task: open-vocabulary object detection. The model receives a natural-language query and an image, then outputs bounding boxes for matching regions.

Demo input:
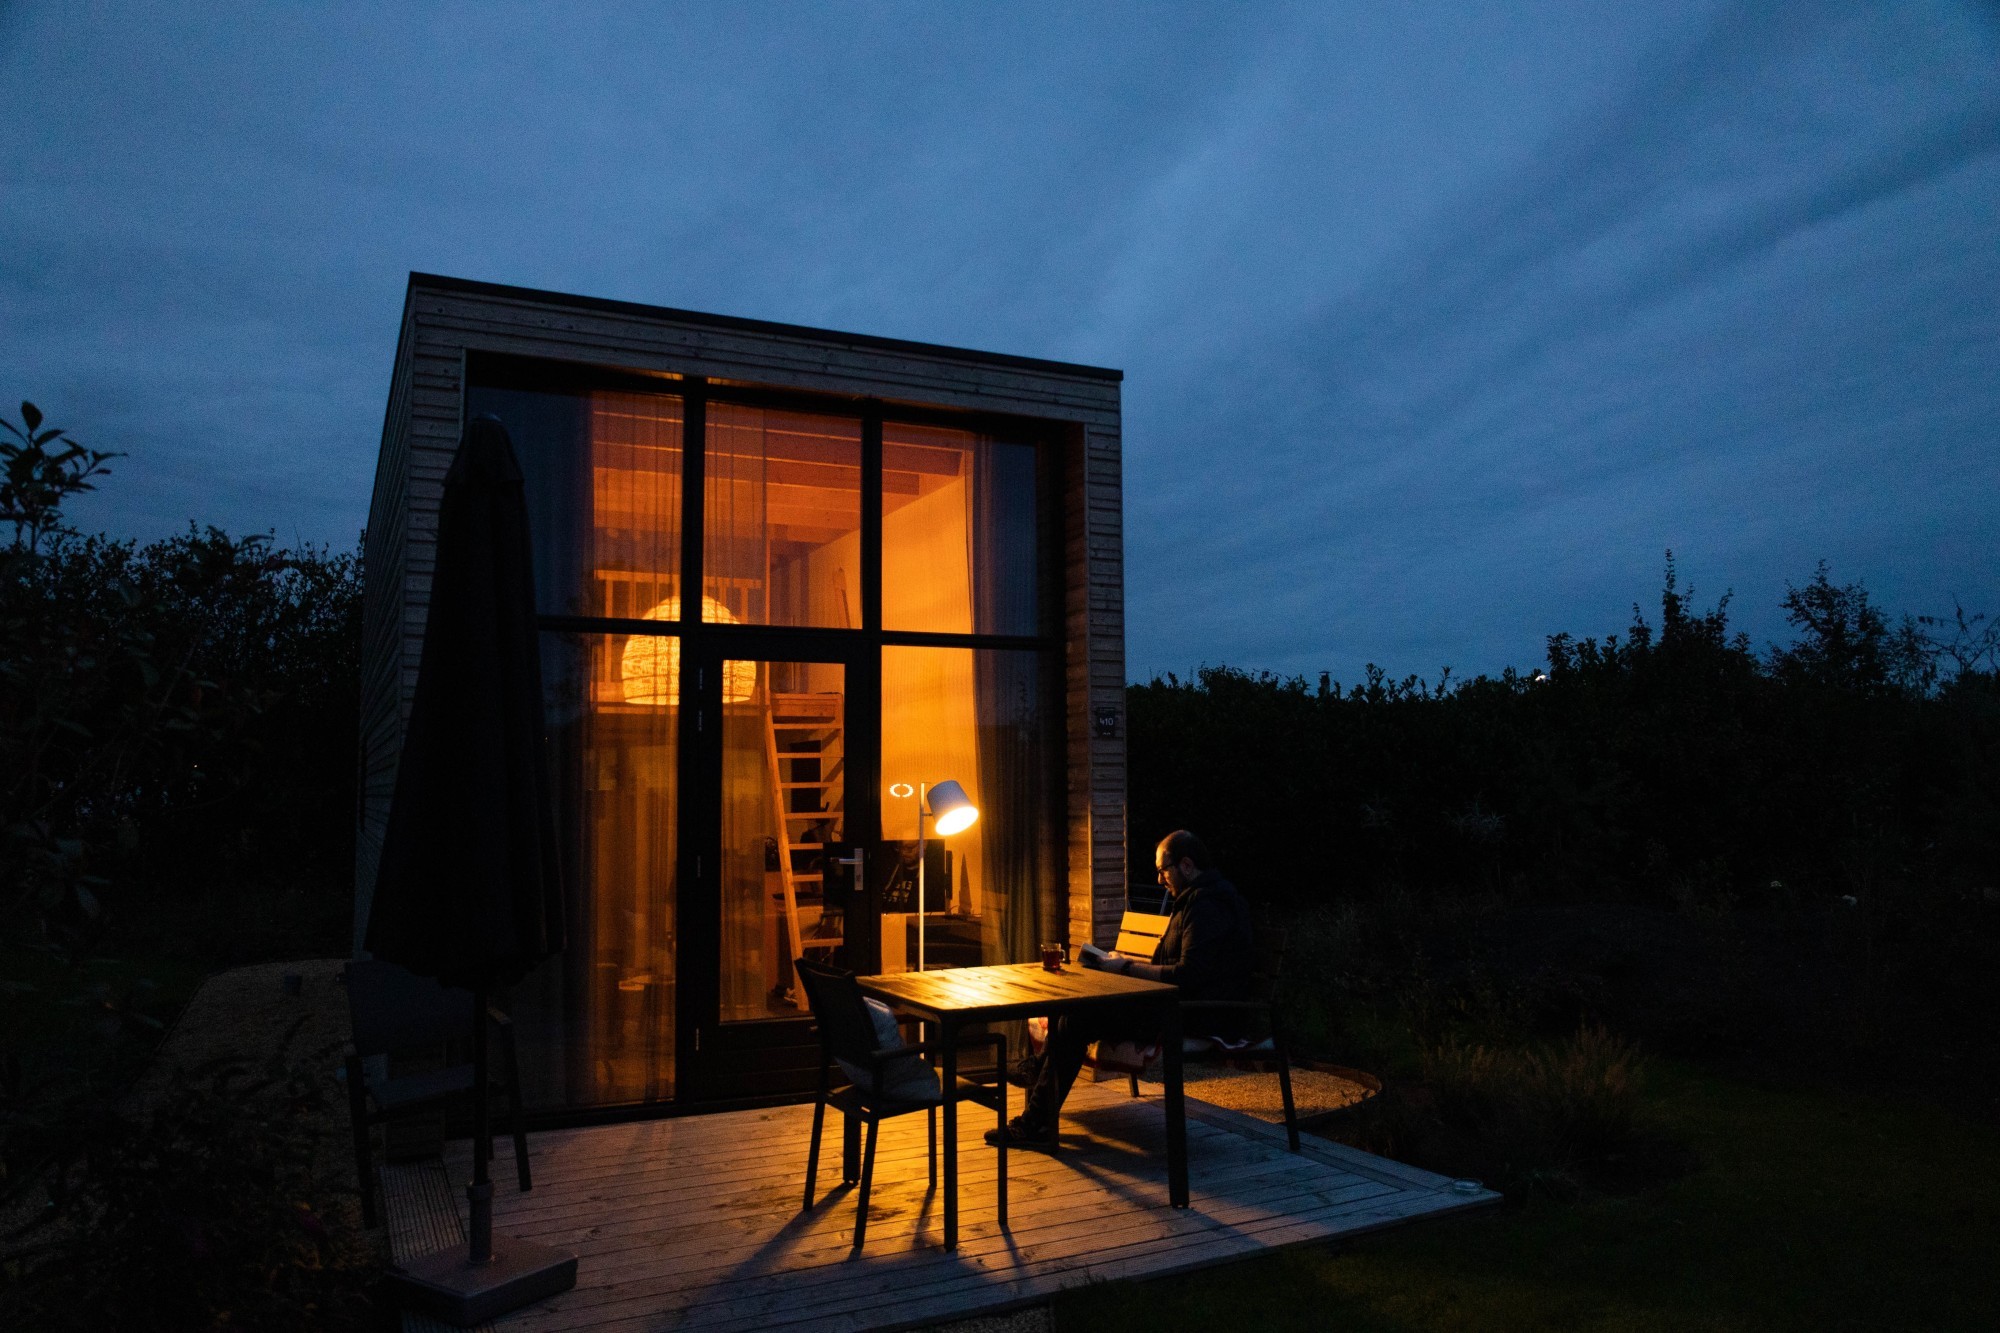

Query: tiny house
[357,275,1125,1117]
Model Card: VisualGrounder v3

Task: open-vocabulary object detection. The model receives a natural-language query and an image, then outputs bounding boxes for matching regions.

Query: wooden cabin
[357,274,1124,1116]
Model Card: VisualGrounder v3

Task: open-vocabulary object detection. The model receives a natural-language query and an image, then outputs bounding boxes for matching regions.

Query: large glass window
[470,383,684,620]
[882,422,1042,636]
[705,405,862,628]
[879,646,1060,974]
[472,376,686,1111]
[512,632,678,1111]
[476,360,1064,1113]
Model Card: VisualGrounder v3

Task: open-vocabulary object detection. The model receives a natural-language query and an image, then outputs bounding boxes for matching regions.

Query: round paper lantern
[620,596,757,704]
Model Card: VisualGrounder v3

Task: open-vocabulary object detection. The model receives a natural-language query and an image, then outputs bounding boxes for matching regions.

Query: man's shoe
[984,1116,1056,1151]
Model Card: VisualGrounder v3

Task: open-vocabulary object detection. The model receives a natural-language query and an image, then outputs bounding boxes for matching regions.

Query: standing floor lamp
[916,780,978,971]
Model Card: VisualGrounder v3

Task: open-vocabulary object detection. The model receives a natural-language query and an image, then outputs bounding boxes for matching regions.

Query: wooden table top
[858,962,1176,1023]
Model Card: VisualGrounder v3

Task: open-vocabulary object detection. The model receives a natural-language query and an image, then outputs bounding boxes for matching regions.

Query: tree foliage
[1,400,120,556]
[0,404,361,954]
[1130,553,2000,910]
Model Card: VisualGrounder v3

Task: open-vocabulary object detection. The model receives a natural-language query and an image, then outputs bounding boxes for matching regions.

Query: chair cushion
[1089,1039,1160,1074]
[1026,1017,1276,1074]
[836,998,941,1103]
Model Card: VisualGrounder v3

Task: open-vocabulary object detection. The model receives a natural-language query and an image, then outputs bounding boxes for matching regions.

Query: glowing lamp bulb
[933,806,978,836]
[925,779,978,836]
[620,596,757,704]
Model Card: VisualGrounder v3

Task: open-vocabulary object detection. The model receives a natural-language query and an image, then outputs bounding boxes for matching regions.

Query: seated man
[988,828,1253,1147]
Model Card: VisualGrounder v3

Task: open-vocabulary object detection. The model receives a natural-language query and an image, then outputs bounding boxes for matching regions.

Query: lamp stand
[917,782,928,972]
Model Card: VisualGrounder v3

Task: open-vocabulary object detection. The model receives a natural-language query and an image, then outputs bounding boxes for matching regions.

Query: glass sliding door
[681,641,869,1103]
[715,659,847,1022]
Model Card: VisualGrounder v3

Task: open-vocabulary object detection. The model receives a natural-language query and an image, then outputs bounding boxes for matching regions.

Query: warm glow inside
[879,649,1054,977]
[619,597,756,704]
[704,406,863,627]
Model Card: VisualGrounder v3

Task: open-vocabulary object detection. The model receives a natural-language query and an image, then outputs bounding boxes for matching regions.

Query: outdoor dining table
[857,962,1188,1250]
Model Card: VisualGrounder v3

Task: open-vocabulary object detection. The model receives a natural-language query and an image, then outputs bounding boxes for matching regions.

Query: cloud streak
[2,1,1993,682]
[1121,0,2000,679]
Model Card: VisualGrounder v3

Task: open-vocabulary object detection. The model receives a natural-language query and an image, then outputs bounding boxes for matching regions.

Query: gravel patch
[132,959,351,1101]
[133,958,366,1236]
[1134,1061,1378,1123]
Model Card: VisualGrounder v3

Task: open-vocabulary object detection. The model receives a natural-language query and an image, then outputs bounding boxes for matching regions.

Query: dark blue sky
[4,2,1995,684]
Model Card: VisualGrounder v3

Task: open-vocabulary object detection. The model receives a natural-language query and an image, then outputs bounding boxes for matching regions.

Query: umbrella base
[389,1235,578,1326]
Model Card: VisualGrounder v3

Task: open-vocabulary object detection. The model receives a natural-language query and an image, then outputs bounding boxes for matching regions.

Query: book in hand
[1077,944,1113,969]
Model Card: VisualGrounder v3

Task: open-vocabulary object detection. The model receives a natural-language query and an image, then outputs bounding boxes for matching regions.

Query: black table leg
[942,1016,959,1249]
[1161,996,1188,1208]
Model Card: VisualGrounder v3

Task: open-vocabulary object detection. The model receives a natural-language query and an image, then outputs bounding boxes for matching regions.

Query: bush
[1129,556,1999,911]
[0,402,362,959]
[1423,1026,1640,1177]
[1330,1024,1684,1201]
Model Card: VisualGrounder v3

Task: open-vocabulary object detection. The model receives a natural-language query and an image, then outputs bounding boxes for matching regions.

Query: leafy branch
[1,402,122,556]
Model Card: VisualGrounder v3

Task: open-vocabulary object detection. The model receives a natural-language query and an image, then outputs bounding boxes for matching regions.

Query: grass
[1055,1058,2000,1331]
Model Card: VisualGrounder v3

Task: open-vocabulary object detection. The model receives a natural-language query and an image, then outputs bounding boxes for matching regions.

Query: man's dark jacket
[1148,870,1254,1001]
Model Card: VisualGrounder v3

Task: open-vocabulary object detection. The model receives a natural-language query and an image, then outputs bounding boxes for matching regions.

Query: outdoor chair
[1127,918,1301,1152]
[794,957,1009,1249]
[1033,911,1302,1153]
[342,959,531,1228]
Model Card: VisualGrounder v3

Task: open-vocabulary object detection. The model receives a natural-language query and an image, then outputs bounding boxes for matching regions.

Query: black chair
[343,959,531,1227]
[795,958,1009,1249]
[1127,921,1301,1152]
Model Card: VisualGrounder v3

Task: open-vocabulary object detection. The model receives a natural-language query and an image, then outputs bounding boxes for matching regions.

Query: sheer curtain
[970,438,1050,963]
[882,426,1054,966]
[705,405,860,627]
[468,381,685,1110]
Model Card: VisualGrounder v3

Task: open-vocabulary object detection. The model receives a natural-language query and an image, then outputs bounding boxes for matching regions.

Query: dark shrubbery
[1,403,362,961]
[0,1040,381,1332]
[1,402,364,1234]
[1137,555,2000,1179]
[1332,1024,1685,1201]
[1130,555,2000,914]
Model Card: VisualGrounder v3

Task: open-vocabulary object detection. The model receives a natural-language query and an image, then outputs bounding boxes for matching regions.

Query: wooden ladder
[765,691,845,1007]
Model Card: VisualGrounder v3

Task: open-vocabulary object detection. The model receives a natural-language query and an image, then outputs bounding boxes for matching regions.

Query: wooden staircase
[766,691,844,1007]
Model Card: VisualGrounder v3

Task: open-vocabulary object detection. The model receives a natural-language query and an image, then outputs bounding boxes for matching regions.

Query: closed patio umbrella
[365,415,575,1324]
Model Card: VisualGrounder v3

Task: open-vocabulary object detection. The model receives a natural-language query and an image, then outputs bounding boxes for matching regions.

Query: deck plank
[381,1077,1496,1331]
[493,1156,1395,1313]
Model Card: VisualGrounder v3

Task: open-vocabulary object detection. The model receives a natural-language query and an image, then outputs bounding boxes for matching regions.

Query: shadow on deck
[382,1077,1498,1332]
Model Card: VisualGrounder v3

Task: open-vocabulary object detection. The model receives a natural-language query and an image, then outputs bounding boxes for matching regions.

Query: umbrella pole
[390,981,576,1326]
[469,985,493,1264]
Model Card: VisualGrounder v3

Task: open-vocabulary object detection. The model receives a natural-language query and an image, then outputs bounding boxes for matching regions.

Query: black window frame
[462,349,1070,1112]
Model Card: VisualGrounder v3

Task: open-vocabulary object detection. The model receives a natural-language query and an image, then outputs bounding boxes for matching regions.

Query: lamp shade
[926,779,979,836]
[620,596,757,704]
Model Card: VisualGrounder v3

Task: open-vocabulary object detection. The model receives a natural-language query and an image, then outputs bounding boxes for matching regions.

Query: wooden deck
[383,1077,1498,1332]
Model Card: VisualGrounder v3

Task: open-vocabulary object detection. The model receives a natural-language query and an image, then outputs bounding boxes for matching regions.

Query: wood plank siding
[357,274,1126,956]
